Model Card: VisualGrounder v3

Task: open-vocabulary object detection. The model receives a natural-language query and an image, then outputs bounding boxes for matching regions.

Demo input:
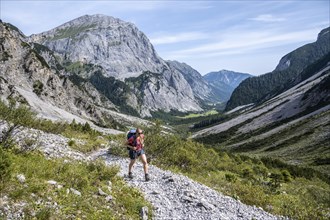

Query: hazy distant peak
[203,70,252,90]
[204,70,252,78]
[218,69,251,75]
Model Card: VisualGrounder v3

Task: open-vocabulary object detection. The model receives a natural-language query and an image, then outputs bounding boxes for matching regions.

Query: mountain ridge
[226,26,330,111]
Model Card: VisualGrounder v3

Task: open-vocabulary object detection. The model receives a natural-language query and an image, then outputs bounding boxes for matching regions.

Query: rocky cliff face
[134,68,203,116]
[29,14,165,79]
[0,21,142,129]
[27,15,205,116]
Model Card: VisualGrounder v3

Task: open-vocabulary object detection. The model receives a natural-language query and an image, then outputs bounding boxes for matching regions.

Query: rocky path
[91,148,284,220]
[2,124,285,220]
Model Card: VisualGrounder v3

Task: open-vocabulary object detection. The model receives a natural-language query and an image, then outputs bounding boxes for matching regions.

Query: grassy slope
[110,122,330,220]
[0,101,152,219]
[0,149,152,219]
[229,110,330,175]
[193,107,330,177]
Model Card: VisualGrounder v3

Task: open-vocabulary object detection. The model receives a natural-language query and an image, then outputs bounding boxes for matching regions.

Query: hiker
[126,128,150,181]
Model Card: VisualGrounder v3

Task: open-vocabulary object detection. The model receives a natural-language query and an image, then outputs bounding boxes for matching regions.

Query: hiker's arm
[126,140,137,150]
[129,146,137,150]
[140,134,145,147]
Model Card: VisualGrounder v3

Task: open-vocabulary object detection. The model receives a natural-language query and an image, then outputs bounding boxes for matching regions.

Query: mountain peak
[68,14,127,25]
[29,13,165,79]
[42,14,131,34]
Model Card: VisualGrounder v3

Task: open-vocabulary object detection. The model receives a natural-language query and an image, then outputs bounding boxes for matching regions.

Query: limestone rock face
[137,68,203,116]
[29,14,166,79]
[28,14,205,116]
[0,22,119,128]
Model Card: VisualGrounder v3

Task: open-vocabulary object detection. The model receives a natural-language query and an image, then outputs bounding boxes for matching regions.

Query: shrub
[0,146,12,188]
[87,159,119,181]
[20,138,37,152]
[32,80,44,96]
[35,208,52,219]
[0,100,36,148]
[269,172,284,189]
[225,173,237,183]
[242,167,254,179]
[253,164,269,178]
[68,139,75,147]
[281,170,292,182]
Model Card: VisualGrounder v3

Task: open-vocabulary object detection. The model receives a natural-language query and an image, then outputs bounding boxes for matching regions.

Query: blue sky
[1,1,329,75]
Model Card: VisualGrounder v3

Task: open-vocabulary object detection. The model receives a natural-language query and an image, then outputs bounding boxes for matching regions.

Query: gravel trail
[91,148,284,220]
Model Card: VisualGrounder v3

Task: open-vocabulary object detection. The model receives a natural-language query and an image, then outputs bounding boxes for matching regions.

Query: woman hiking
[126,128,150,181]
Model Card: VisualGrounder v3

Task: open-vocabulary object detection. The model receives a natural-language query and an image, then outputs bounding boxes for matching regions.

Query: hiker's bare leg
[140,154,148,174]
[129,159,136,173]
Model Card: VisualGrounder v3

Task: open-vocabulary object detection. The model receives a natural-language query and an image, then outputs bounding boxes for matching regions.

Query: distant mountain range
[203,70,252,102]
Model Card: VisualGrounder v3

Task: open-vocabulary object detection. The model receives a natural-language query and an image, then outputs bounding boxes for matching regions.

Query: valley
[0,14,329,220]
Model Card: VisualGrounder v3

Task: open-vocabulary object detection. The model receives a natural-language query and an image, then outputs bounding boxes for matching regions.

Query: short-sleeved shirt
[128,134,144,151]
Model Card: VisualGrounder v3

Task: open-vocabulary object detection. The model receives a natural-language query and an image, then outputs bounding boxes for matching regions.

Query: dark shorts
[129,149,145,160]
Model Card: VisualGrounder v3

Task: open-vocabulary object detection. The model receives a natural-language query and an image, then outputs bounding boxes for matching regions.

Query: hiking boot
[145,173,150,182]
[128,172,133,179]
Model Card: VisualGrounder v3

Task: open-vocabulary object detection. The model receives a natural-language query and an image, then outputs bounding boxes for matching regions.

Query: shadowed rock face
[166,60,216,102]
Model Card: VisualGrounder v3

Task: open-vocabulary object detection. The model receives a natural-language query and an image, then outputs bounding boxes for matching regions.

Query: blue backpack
[126,129,136,150]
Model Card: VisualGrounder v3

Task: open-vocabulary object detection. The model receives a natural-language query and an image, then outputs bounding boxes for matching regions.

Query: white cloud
[249,14,286,22]
[165,28,318,59]
[150,32,209,45]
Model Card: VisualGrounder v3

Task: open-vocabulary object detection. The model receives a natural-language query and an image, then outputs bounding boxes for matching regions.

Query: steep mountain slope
[192,57,330,175]
[203,70,252,101]
[226,27,330,111]
[166,60,223,103]
[0,21,148,130]
[28,14,204,116]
